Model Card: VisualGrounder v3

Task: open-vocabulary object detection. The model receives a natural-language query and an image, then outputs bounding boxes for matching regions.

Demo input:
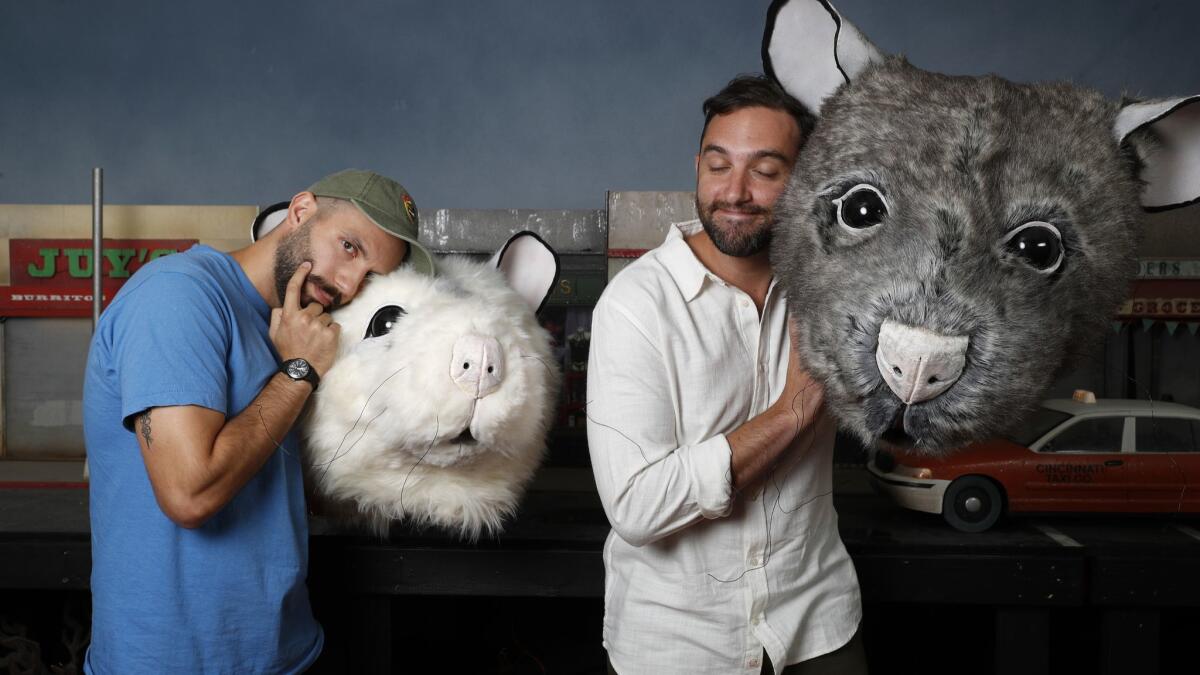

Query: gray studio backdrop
[2,0,1199,209]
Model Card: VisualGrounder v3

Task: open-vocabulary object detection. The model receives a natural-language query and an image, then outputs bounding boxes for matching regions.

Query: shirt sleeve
[113,271,231,431]
[586,289,733,547]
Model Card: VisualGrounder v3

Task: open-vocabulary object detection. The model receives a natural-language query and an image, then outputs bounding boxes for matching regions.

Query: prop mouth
[451,427,477,446]
[879,405,916,449]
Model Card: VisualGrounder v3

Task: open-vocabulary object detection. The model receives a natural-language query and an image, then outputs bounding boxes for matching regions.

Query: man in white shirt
[587,75,867,675]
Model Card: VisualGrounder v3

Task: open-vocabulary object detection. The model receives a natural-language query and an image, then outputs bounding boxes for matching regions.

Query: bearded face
[695,195,774,257]
[272,218,343,310]
[693,106,800,258]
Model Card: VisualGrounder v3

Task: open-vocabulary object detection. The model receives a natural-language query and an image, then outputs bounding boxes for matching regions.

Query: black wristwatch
[280,358,321,389]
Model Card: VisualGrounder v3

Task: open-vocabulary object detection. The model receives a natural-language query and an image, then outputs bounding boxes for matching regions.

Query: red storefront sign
[1117,279,1200,319]
[0,239,197,317]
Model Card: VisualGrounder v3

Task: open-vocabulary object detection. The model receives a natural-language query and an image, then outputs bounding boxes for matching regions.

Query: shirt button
[749,555,762,567]
[751,615,762,626]
[748,657,761,668]
[740,298,750,308]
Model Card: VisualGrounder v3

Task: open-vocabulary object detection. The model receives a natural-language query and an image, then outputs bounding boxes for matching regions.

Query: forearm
[203,376,311,502]
[728,380,823,492]
[142,374,312,527]
[591,432,733,546]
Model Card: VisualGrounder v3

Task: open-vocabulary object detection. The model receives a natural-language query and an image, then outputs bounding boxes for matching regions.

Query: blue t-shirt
[82,245,323,674]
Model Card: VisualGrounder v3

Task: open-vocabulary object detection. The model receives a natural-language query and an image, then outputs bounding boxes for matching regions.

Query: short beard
[696,196,773,257]
[272,220,341,309]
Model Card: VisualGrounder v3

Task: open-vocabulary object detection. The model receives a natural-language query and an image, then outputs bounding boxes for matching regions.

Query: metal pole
[92,167,103,328]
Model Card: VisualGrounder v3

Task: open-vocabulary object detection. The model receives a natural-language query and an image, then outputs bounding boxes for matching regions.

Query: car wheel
[942,476,1003,533]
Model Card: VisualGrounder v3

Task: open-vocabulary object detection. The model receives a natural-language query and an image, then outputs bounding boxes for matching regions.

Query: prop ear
[1114,95,1200,211]
[762,0,884,114]
[488,231,560,314]
[250,201,290,242]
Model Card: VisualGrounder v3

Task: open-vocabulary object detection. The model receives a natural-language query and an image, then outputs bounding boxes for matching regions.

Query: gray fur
[772,57,1142,453]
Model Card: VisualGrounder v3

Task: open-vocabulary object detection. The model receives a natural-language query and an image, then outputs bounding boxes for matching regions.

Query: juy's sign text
[1,238,197,317]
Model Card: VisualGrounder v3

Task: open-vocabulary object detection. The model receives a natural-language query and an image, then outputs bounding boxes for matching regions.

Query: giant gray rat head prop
[763,0,1200,453]
[254,211,561,537]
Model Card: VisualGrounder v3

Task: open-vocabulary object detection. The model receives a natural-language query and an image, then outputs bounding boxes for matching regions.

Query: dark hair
[701,74,815,147]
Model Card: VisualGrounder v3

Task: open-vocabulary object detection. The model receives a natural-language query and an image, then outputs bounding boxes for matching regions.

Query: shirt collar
[657,220,712,302]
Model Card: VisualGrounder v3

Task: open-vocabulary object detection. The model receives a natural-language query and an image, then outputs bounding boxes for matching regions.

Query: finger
[317,312,333,327]
[269,308,282,335]
[301,301,325,317]
[284,261,312,312]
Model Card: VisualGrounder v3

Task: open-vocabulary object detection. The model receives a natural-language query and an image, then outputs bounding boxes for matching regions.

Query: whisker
[256,403,291,455]
[519,352,558,379]
[399,415,440,515]
[322,406,389,484]
[309,365,406,476]
[584,400,651,465]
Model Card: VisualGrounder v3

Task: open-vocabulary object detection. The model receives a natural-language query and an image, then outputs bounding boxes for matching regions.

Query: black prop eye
[364,305,406,339]
[833,183,888,230]
[1003,221,1064,274]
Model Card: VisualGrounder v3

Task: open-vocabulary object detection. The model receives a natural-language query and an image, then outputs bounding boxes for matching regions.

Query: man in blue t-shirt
[82,169,436,674]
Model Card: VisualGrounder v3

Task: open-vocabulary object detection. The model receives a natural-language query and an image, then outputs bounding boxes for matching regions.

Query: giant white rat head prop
[763,0,1200,453]
[255,210,561,537]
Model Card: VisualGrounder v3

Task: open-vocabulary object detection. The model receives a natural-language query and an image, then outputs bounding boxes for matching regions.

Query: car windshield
[1007,407,1073,447]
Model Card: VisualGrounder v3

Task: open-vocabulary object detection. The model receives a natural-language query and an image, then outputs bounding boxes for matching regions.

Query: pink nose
[450,334,504,399]
[875,320,968,404]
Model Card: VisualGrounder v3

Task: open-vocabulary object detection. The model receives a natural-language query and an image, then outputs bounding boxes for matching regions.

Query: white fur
[303,256,559,539]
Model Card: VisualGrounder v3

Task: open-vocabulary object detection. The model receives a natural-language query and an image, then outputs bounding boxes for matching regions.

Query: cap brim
[351,200,437,276]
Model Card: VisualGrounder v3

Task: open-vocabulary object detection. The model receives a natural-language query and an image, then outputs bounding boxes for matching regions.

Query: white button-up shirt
[587,221,861,675]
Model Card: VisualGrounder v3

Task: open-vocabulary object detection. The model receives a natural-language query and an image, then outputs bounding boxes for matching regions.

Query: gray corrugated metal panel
[606,191,697,250]
[4,318,89,459]
[421,209,606,254]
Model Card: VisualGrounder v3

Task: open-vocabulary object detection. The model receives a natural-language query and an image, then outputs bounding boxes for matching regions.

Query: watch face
[287,360,310,379]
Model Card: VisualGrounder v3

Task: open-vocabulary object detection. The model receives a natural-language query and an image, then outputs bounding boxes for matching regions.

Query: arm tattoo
[139,411,153,447]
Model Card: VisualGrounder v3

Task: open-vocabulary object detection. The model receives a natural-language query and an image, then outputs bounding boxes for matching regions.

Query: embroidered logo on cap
[402,194,418,223]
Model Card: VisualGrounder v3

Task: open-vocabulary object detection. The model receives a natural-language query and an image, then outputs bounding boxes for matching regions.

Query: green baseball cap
[307,169,435,275]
